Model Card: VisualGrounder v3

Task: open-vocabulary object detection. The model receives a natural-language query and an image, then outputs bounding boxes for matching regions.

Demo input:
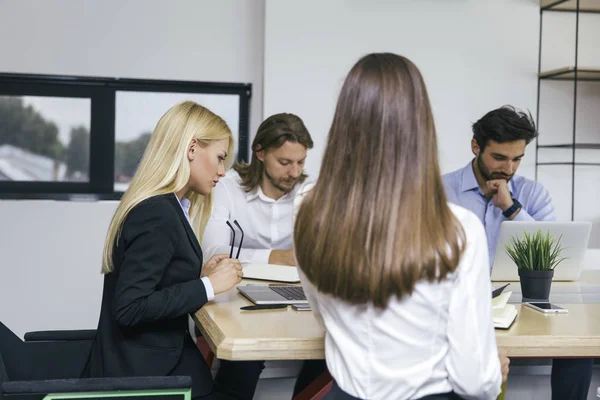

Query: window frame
[0,73,251,200]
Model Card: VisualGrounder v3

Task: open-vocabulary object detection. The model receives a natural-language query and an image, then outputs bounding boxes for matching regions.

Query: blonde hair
[101,101,234,274]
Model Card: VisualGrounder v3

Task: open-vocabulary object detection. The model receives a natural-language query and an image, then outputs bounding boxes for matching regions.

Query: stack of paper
[492,291,517,330]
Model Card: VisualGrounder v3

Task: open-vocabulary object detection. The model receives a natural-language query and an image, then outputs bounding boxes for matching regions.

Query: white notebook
[242,264,301,283]
[492,291,517,330]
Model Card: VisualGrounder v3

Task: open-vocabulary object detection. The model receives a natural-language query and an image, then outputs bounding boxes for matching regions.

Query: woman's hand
[201,254,228,278]
[203,255,243,295]
[498,347,510,383]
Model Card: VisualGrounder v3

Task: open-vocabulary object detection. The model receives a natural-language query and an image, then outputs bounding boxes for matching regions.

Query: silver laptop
[237,284,309,305]
[490,221,591,282]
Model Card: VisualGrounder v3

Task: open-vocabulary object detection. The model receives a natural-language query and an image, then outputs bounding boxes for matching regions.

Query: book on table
[492,290,517,330]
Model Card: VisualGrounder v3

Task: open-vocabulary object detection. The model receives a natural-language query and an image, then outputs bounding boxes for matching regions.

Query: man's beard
[264,169,297,193]
[477,155,513,182]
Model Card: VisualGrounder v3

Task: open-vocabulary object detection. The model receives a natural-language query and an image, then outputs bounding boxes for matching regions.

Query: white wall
[0,200,117,338]
[0,0,265,338]
[264,0,540,179]
[264,0,600,246]
[0,0,265,142]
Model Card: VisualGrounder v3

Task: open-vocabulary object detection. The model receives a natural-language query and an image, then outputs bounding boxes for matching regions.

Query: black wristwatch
[502,198,522,218]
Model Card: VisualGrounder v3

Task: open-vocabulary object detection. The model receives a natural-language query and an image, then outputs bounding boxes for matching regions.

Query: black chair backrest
[24,331,96,342]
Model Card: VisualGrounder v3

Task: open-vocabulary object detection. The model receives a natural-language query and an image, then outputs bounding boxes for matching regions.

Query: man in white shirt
[203,113,314,265]
[202,113,327,397]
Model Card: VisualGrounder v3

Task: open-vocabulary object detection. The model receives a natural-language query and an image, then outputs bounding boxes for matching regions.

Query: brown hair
[234,113,314,192]
[294,53,465,308]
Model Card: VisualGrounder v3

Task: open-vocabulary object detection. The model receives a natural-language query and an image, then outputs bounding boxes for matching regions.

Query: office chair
[2,376,193,400]
[0,327,192,400]
[23,330,96,342]
[25,328,215,367]
[291,370,333,400]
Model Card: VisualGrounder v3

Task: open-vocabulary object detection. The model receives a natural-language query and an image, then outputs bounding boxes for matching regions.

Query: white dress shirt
[202,170,313,264]
[175,194,214,301]
[294,193,502,400]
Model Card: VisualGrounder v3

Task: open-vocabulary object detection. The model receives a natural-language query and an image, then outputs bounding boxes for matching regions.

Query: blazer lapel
[165,194,204,262]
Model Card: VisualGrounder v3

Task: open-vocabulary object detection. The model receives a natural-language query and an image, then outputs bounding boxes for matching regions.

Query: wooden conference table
[193,270,600,361]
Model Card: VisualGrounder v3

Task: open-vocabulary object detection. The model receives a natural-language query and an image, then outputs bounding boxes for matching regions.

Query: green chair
[2,376,192,400]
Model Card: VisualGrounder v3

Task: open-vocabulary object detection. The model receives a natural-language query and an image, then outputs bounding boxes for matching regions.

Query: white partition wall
[264,0,540,179]
[263,0,600,246]
[0,200,117,338]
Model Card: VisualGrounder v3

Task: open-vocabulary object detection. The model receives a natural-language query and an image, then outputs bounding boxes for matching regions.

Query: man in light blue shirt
[443,105,592,400]
[443,144,556,267]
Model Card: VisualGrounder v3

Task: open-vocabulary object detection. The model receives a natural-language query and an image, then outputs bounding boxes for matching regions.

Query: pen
[240,304,288,311]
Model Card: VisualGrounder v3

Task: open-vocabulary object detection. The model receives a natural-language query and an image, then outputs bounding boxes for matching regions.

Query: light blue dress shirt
[442,161,556,270]
[174,194,215,301]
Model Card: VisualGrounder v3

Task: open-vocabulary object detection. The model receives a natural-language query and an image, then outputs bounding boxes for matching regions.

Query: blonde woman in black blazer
[87,101,263,399]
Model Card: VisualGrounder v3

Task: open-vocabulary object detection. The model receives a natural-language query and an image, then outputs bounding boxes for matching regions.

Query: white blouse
[294,190,502,400]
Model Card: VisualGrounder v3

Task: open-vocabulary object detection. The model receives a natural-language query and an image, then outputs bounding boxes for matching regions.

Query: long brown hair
[234,113,314,192]
[294,53,465,308]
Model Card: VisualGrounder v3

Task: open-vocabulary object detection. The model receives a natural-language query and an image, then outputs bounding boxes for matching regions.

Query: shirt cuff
[201,276,215,301]
[511,208,534,222]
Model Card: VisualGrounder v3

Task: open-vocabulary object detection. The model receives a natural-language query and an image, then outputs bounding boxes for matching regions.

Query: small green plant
[504,229,568,271]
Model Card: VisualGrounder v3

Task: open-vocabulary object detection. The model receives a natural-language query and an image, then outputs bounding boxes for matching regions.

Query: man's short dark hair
[472,105,538,151]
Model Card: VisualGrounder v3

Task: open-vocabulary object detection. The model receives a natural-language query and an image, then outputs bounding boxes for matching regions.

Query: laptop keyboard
[269,286,307,301]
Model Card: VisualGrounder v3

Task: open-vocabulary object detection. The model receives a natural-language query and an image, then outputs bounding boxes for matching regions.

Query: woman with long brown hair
[294,53,503,399]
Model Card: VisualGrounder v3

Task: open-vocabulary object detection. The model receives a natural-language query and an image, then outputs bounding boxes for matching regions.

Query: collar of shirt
[174,193,191,222]
[245,182,296,203]
[459,160,515,197]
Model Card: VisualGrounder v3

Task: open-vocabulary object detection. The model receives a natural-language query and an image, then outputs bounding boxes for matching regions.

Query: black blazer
[87,194,213,396]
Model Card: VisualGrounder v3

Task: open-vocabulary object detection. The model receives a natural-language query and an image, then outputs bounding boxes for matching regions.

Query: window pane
[114,91,240,191]
[0,95,91,182]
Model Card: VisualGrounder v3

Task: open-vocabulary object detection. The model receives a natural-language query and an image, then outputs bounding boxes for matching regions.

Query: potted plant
[504,229,567,300]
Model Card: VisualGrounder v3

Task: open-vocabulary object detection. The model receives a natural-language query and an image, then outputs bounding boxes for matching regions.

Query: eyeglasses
[226,220,244,259]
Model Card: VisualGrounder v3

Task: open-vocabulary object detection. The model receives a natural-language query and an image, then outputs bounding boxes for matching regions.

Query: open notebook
[493,291,517,330]
[242,264,301,283]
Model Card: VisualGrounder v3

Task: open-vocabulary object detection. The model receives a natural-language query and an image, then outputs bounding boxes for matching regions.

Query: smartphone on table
[525,302,568,314]
[292,304,312,311]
